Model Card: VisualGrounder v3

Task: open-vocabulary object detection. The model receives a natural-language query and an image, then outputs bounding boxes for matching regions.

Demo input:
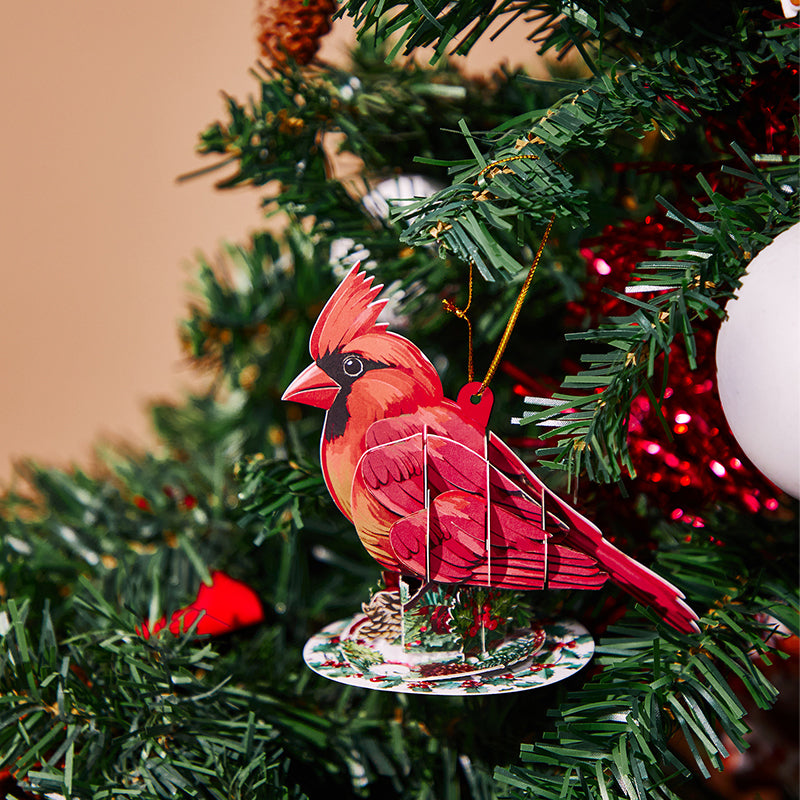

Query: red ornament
[133,494,151,512]
[140,571,264,638]
[281,264,698,633]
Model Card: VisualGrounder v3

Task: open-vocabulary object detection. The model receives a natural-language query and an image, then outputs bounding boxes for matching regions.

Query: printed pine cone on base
[359,591,403,642]
[257,0,337,67]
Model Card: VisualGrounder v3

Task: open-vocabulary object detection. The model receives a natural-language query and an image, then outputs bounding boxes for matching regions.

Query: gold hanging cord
[443,154,556,394]
[442,261,475,382]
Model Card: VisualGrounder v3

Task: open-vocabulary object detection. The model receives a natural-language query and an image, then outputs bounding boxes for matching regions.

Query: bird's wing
[357,407,486,518]
[487,433,700,633]
[359,419,699,633]
[357,404,532,519]
[401,435,606,588]
[389,490,604,589]
[359,427,604,587]
[357,431,426,517]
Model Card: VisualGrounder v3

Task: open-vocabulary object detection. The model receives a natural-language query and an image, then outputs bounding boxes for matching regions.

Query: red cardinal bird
[282,265,699,634]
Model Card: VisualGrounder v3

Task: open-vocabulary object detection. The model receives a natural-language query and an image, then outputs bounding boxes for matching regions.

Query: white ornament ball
[329,237,374,271]
[715,223,800,497]
[330,174,444,273]
[362,174,444,222]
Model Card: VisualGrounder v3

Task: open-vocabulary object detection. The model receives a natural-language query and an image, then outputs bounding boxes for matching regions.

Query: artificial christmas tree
[1,2,797,798]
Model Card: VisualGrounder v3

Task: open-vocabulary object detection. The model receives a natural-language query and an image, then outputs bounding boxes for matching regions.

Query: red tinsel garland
[514,63,798,526]
[570,215,782,525]
[705,65,800,157]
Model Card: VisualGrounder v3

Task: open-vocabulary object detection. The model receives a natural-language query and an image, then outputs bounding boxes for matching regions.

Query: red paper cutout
[283,264,699,634]
[139,571,264,638]
[456,381,494,429]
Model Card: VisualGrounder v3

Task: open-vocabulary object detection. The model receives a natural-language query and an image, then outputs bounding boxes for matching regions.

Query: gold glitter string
[478,211,555,394]
[444,152,557,392]
[442,260,475,382]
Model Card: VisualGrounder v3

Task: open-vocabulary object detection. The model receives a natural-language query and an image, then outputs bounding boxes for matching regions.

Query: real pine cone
[257,0,337,67]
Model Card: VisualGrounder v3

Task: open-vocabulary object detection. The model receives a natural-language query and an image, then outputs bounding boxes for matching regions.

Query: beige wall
[0,5,547,483]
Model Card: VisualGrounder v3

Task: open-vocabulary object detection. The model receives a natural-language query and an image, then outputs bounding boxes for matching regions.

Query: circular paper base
[303,615,594,695]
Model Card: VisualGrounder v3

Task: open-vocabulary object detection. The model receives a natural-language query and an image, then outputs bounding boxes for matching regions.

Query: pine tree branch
[493,511,799,799]
[338,0,797,67]
[394,10,795,277]
[520,154,798,481]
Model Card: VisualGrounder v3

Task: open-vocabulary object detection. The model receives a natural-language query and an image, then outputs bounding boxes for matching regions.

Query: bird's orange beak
[281,362,339,409]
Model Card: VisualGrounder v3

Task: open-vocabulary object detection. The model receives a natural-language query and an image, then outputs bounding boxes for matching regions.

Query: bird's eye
[342,355,364,378]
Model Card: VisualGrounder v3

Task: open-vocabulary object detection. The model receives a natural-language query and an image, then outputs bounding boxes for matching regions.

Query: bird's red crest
[309,263,389,359]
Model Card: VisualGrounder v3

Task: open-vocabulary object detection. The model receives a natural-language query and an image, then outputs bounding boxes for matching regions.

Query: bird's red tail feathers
[589,537,700,634]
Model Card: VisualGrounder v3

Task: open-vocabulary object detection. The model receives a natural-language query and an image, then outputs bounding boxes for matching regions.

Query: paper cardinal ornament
[283,265,699,635]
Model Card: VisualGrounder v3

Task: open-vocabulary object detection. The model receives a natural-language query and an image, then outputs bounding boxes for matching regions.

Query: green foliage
[496,508,799,799]
[0,429,503,798]
[524,152,800,481]
[386,4,797,279]
[0,597,299,799]
[191,5,799,482]
[337,0,795,68]
[193,43,588,321]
